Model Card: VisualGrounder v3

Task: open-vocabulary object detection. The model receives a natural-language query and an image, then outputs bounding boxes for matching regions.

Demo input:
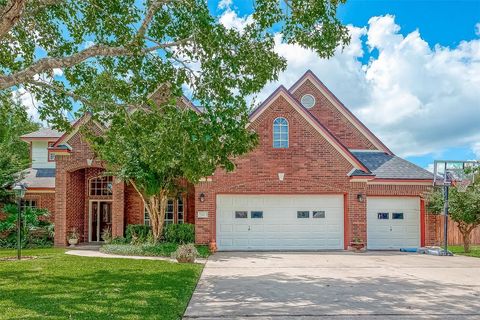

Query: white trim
[249,90,364,170]
[290,74,388,153]
[349,149,384,153]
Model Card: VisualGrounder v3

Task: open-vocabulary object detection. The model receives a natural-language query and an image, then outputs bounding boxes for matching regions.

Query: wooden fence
[430,215,480,245]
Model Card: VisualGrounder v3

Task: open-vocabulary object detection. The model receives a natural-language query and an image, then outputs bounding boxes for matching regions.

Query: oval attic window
[301,94,316,108]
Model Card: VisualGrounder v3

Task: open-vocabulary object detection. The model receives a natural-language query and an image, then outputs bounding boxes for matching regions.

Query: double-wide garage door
[216,194,344,251]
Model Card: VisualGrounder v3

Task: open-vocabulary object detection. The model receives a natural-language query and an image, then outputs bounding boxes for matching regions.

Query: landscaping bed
[0,248,202,319]
[100,242,211,259]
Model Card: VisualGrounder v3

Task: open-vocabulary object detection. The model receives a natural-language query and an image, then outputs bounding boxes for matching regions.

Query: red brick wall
[291,79,377,150]
[195,95,367,246]
[24,192,56,220]
[66,169,86,241]
[125,184,144,225]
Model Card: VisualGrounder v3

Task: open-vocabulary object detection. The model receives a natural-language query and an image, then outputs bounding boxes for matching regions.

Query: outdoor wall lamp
[357,193,364,203]
[199,193,206,203]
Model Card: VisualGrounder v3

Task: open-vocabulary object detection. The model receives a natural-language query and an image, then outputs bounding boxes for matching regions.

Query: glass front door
[90,201,112,242]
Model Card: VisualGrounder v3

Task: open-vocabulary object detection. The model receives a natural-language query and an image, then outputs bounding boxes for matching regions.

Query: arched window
[89,176,113,196]
[273,117,289,148]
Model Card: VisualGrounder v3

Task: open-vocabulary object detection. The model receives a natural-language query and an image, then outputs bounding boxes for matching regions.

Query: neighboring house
[19,71,436,250]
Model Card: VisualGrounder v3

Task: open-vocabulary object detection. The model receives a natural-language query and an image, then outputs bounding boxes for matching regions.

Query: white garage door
[216,194,344,251]
[367,197,420,250]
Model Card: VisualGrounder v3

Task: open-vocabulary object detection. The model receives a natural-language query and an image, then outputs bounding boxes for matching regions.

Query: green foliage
[164,223,195,244]
[100,243,210,258]
[427,184,480,252]
[0,0,349,129]
[0,204,53,248]
[427,186,480,226]
[125,224,151,244]
[110,236,128,245]
[0,98,40,204]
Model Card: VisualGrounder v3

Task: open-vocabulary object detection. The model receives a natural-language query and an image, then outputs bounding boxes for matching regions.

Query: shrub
[110,236,128,244]
[163,223,195,244]
[171,243,198,263]
[101,227,112,244]
[126,224,151,244]
[100,243,210,258]
[0,204,53,248]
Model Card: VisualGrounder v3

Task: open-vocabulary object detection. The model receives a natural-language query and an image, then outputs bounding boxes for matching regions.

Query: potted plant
[350,237,365,252]
[171,243,199,263]
[67,228,79,247]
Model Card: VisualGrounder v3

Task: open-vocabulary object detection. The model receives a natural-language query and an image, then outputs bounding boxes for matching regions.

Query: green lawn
[0,248,202,319]
[449,245,480,258]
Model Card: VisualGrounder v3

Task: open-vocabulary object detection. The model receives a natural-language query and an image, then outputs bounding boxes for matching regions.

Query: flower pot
[350,241,365,252]
[68,238,78,247]
[176,257,195,263]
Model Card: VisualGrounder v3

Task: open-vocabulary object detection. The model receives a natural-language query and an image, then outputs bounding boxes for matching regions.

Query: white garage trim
[216,194,345,251]
[367,196,421,250]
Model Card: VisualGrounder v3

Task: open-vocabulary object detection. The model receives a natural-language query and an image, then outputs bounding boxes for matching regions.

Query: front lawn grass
[0,248,202,319]
[449,245,480,258]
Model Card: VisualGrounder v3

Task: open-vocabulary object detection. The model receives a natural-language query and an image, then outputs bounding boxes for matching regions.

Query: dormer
[20,128,64,169]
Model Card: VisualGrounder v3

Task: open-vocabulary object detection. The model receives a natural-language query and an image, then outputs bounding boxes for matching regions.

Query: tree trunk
[462,231,471,253]
[143,190,168,243]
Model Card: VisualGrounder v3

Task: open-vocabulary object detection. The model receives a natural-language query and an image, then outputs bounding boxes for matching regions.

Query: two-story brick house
[19,71,435,250]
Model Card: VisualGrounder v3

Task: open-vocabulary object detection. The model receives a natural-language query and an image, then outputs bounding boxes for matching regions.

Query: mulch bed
[0,256,37,261]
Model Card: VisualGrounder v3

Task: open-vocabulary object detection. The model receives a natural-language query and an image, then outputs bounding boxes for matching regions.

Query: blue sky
[212,0,480,170]
[22,1,479,170]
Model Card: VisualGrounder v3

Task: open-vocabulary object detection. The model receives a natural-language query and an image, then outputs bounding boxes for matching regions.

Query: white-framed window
[48,142,55,162]
[273,117,289,148]
[21,199,37,210]
[301,94,316,109]
[165,199,174,224]
[377,212,389,220]
[144,207,150,226]
[89,176,113,196]
[177,196,184,224]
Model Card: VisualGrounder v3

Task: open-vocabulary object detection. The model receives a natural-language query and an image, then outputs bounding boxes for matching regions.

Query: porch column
[111,179,125,238]
[54,168,67,246]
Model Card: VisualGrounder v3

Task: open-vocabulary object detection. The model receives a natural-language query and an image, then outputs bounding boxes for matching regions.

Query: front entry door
[90,201,112,242]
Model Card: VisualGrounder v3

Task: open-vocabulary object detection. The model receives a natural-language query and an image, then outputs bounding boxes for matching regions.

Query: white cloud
[11,87,42,123]
[218,0,232,9]
[52,68,63,77]
[218,8,253,33]
[251,14,480,158]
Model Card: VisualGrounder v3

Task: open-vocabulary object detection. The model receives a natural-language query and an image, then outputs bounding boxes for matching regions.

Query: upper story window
[273,117,289,148]
[89,176,113,196]
[48,142,55,162]
[301,94,316,109]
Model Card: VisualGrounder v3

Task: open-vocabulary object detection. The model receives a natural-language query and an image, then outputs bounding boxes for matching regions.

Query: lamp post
[13,184,27,260]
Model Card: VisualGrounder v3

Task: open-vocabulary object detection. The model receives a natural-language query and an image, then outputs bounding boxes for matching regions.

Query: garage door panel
[367,197,420,250]
[217,194,344,251]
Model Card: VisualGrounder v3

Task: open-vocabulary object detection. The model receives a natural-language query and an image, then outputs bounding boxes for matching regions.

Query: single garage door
[367,197,420,250]
[216,194,344,251]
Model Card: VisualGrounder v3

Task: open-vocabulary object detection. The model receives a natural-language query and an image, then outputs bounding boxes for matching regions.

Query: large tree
[90,101,257,241]
[0,97,39,204]
[0,0,349,128]
[427,183,480,253]
[2,0,351,240]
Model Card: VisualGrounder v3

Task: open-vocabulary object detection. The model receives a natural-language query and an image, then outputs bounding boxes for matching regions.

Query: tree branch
[0,0,26,39]
[0,38,191,89]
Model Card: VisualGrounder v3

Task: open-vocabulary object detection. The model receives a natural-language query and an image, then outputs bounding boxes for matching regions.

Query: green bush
[125,224,151,244]
[0,204,53,248]
[110,236,128,244]
[163,223,195,244]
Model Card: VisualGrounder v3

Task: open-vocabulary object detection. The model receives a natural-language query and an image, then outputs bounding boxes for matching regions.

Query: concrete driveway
[184,251,480,319]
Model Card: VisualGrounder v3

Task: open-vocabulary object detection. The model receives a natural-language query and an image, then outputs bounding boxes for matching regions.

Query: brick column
[54,166,67,246]
[347,182,368,248]
[112,179,125,238]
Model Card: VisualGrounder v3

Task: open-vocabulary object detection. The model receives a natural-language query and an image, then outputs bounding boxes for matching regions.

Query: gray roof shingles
[20,128,63,139]
[19,168,56,189]
[351,151,433,180]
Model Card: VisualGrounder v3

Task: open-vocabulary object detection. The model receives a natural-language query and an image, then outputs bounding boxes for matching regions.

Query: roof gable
[250,86,370,173]
[289,70,392,154]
